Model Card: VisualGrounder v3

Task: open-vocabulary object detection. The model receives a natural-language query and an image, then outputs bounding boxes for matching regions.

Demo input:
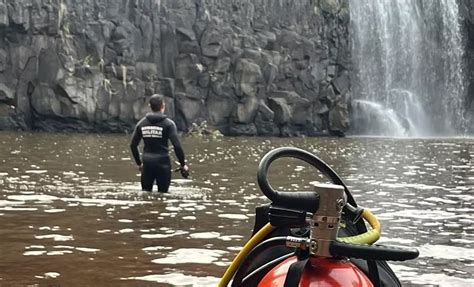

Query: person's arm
[169,121,186,167]
[130,123,142,167]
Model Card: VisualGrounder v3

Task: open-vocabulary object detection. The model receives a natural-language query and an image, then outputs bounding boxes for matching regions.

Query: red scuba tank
[258,256,373,287]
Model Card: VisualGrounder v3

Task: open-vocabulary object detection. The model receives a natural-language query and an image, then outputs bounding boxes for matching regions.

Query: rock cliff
[460,0,474,133]
[0,0,351,136]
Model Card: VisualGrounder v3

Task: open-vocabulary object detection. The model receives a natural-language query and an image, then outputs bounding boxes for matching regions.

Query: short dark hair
[149,94,164,112]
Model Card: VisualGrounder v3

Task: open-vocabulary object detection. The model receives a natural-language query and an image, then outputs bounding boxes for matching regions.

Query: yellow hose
[218,223,275,287]
[219,209,382,286]
[338,209,381,245]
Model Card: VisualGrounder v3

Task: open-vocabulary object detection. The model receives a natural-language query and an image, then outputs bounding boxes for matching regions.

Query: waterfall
[349,0,466,137]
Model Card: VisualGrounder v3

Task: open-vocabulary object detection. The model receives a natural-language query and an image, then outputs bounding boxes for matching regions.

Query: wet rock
[257,99,274,121]
[292,100,313,126]
[210,57,231,74]
[328,95,349,134]
[459,0,474,133]
[0,1,8,27]
[327,65,336,78]
[16,56,37,127]
[255,100,278,135]
[319,0,340,15]
[268,97,291,125]
[234,58,264,98]
[263,63,278,91]
[206,91,235,126]
[178,39,201,55]
[228,123,257,136]
[175,53,202,92]
[135,62,158,81]
[0,105,23,130]
[160,20,178,78]
[256,31,277,50]
[333,70,349,95]
[200,18,224,58]
[233,96,259,124]
[0,83,13,102]
[175,92,203,131]
[242,49,263,65]
[38,49,63,84]
[0,0,352,136]
[8,1,30,31]
[322,85,337,105]
[278,30,301,50]
[155,77,176,99]
[0,49,7,72]
[31,83,63,118]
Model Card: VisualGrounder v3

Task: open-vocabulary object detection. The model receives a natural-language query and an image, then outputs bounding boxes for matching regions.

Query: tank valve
[309,183,346,257]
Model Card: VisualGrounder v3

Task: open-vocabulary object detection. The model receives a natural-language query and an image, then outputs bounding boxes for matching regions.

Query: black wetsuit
[130,112,185,192]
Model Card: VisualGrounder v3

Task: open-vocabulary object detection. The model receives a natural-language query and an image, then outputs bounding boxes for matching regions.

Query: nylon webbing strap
[283,257,310,287]
[368,260,381,287]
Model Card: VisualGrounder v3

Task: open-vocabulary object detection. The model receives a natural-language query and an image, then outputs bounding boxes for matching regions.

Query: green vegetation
[187,121,224,138]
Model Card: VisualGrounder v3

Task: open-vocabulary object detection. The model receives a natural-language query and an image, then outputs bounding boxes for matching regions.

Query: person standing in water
[130,94,188,192]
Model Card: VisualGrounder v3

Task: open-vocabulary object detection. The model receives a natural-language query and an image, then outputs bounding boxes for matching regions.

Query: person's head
[149,94,165,112]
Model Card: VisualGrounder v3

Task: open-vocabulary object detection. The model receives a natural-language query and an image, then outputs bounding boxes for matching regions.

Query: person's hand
[180,164,189,178]
[138,164,143,172]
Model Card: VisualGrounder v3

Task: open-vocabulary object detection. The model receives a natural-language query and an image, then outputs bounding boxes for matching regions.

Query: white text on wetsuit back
[141,126,163,138]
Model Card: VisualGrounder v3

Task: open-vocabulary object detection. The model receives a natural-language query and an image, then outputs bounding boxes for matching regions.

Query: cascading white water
[350,0,466,137]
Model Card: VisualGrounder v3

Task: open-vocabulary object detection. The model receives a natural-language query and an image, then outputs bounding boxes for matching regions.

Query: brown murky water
[0,132,473,286]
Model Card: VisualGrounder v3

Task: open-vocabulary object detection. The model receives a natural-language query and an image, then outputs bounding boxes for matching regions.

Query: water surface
[0,132,472,286]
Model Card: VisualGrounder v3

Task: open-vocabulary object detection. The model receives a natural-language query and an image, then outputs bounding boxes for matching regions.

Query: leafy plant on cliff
[121,65,128,88]
[187,121,223,138]
[82,55,94,67]
[101,79,118,97]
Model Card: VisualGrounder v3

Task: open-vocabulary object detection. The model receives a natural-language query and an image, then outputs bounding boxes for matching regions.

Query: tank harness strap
[368,260,381,287]
[283,255,310,287]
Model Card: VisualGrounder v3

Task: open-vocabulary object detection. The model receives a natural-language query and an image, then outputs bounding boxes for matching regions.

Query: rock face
[460,0,474,134]
[0,0,351,136]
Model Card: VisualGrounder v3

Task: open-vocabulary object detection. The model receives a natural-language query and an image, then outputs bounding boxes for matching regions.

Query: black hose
[257,147,358,212]
[330,241,419,262]
[231,236,288,287]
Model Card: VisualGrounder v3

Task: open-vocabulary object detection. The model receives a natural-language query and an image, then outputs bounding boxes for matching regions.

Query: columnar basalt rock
[460,0,474,134]
[0,0,351,136]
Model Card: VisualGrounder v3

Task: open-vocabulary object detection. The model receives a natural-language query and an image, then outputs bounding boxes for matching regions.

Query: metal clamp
[286,236,311,250]
[309,183,346,257]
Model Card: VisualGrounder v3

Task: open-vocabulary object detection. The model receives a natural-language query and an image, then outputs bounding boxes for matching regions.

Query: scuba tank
[219,147,419,287]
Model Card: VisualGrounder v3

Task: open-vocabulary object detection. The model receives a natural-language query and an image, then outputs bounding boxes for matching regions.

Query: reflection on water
[0,132,473,286]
